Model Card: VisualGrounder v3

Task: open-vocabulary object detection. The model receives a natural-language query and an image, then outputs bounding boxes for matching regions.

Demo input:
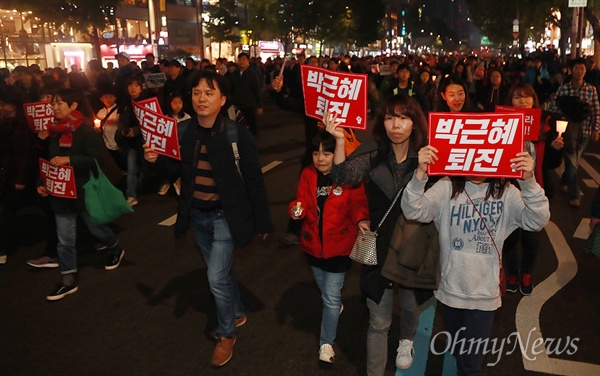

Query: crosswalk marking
[262,160,283,173]
[582,178,598,188]
[574,218,591,239]
[158,214,177,226]
[517,221,600,375]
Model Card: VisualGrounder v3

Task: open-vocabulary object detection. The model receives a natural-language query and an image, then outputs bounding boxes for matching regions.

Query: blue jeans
[126,147,139,198]
[190,208,244,338]
[561,130,589,200]
[55,212,119,274]
[442,304,496,376]
[366,287,420,376]
[310,266,345,346]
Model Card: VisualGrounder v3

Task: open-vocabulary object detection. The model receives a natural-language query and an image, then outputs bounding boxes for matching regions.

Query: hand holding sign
[509,151,534,180]
[417,145,439,180]
[322,110,345,141]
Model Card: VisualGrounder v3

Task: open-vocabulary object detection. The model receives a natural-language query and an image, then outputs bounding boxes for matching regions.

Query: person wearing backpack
[143,71,273,368]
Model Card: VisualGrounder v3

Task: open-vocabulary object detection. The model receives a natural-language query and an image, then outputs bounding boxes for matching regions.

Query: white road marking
[262,160,283,173]
[158,214,177,226]
[579,159,600,185]
[158,161,284,226]
[583,178,598,188]
[574,218,591,240]
[516,221,600,374]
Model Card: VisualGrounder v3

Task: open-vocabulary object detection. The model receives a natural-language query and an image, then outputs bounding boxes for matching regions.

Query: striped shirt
[549,81,600,137]
[192,143,221,209]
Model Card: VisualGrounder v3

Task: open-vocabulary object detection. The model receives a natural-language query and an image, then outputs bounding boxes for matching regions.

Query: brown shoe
[211,336,236,367]
[210,315,247,340]
[569,198,581,208]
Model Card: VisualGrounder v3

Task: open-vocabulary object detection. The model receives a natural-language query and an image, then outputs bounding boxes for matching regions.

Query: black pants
[239,106,258,135]
[442,304,496,376]
[502,228,539,276]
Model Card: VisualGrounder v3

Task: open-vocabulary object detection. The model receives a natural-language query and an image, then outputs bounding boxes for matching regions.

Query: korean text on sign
[23,102,53,133]
[495,105,541,141]
[136,97,163,115]
[428,112,524,178]
[132,101,180,160]
[39,158,77,199]
[300,65,368,130]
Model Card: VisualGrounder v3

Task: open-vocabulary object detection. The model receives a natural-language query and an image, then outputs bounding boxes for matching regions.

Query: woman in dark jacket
[37,89,125,301]
[324,95,429,375]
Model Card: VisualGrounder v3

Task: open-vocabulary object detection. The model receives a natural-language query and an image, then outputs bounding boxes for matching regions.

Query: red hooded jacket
[289,165,369,259]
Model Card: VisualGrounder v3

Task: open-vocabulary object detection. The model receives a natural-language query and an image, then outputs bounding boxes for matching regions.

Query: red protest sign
[39,158,77,199]
[132,101,180,160]
[495,106,541,141]
[24,102,53,133]
[137,97,163,114]
[301,65,368,130]
[428,112,524,178]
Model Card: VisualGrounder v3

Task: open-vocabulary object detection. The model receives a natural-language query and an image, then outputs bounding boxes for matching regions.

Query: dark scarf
[49,110,84,148]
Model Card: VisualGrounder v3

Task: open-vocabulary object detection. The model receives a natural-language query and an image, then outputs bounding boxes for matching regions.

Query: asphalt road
[1,94,599,376]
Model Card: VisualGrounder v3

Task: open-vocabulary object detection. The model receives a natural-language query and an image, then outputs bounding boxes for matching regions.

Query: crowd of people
[1,48,598,374]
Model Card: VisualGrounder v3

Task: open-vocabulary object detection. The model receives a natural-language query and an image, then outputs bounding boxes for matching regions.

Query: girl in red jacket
[289,131,370,364]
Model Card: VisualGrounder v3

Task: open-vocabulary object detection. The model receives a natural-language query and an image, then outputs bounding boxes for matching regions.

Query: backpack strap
[224,119,243,182]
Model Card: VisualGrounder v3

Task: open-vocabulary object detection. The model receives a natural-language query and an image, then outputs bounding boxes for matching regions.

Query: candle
[556,120,568,138]
[94,119,101,129]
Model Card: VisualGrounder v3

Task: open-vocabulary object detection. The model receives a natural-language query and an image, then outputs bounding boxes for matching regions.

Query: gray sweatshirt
[401,173,550,311]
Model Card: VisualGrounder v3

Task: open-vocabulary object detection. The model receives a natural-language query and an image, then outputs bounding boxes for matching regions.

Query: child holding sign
[401,144,549,375]
[288,131,370,364]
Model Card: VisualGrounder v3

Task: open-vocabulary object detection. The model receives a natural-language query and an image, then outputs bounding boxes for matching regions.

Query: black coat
[45,123,104,214]
[155,115,273,247]
[229,69,263,109]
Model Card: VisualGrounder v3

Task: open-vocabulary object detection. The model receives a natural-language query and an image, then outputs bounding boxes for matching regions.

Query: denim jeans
[366,287,420,376]
[190,208,244,338]
[310,266,345,346]
[442,304,496,376]
[126,147,139,198]
[561,129,589,200]
[55,212,119,274]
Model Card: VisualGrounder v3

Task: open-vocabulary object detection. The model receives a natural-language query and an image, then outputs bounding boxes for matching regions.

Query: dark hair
[396,63,410,73]
[505,83,540,108]
[308,131,336,154]
[238,52,250,60]
[570,57,587,69]
[126,73,145,87]
[435,76,470,112]
[373,94,428,157]
[55,88,94,123]
[451,177,509,200]
[191,71,229,98]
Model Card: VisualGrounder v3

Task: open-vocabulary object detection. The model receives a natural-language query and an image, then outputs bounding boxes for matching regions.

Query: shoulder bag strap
[375,186,405,231]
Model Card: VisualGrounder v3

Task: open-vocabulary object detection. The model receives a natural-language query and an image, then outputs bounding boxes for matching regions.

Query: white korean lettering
[321,74,339,98]
[435,118,464,144]
[156,117,174,137]
[150,134,166,152]
[306,71,323,93]
[328,101,350,123]
[473,149,503,172]
[316,97,329,116]
[57,168,71,181]
[337,78,362,100]
[488,118,518,144]
[53,181,66,194]
[446,148,475,171]
[459,119,489,145]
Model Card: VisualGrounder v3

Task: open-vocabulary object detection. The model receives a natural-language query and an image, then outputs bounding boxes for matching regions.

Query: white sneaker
[127,197,138,206]
[172,178,181,196]
[318,344,335,363]
[157,183,170,196]
[396,339,414,369]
